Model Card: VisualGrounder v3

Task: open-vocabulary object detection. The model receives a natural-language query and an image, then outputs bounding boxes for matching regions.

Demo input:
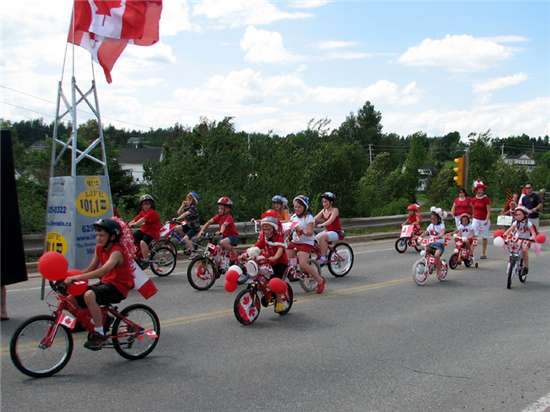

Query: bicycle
[129,223,177,277]
[233,260,294,326]
[10,282,160,378]
[186,233,239,291]
[449,235,478,270]
[315,232,355,278]
[395,224,422,253]
[412,236,450,286]
[503,236,531,289]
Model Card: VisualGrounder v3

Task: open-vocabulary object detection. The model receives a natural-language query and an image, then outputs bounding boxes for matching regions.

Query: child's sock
[94,325,105,336]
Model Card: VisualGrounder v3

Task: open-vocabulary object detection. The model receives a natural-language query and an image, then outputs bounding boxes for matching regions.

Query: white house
[502,154,536,171]
[118,137,163,183]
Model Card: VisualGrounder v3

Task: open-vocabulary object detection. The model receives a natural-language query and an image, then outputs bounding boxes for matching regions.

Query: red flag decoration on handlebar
[68,0,162,83]
[132,263,158,299]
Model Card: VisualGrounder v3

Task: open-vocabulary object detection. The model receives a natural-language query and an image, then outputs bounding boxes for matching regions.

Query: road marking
[1,276,409,355]
[522,392,550,412]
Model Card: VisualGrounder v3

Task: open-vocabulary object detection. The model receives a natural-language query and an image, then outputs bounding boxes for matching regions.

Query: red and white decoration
[132,263,158,299]
[68,0,162,83]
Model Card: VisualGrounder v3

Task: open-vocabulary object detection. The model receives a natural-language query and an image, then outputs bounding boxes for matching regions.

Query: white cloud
[289,0,331,9]
[317,40,357,50]
[398,34,515,71]
[160,1,197,35]
[241,26,299,63]
[310,80,421,105]
[473,73,528,94]
[322,51,372,60]
[481,35,528,43]
[193,0,310,28]
[384,97,550,138]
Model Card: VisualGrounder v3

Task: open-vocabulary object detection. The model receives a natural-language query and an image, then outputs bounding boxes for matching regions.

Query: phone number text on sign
[76,190,110,218]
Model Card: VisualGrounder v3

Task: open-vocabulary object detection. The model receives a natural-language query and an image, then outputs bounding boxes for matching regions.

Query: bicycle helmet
[139,194,155,207]
[260,215,279,230]
[93,218,121,241]
[217,196,233,207]
[271,195,285,204]
[407,203,420,212]
[281,196,288,207]
[293,195,310,211]
[321,192,336,202]
[188,191,200,204]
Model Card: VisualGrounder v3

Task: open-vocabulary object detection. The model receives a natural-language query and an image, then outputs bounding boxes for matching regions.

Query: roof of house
[503,153,535,161]
[118,146,162,164]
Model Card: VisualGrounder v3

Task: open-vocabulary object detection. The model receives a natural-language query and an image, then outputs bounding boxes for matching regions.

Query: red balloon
[225,269,240,284]
[268,278,287,294]
[224,280,238,293]
[493,229,505,238]
[536,233,546,244]
[68,280,88,296]
[38,252,69,281]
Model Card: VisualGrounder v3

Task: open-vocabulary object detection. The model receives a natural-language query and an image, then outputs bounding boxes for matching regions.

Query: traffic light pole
[464,148,469,191]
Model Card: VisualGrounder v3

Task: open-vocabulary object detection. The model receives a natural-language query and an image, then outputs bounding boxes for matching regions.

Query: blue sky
[1,0,549,138]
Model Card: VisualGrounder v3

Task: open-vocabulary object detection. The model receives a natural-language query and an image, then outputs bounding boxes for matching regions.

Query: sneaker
[84,332,108,351]
[522,267,529,277]
[274,301,286,313]
[480,255,488,260]
[316,277,326,294]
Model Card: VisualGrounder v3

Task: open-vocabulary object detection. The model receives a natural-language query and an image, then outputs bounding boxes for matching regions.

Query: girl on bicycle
[403,203,422,234]
[314,192,342,266]
[288,195,326,293]
[421,207,446,278]
[64,218,134,350]
[454,213,475,255]
[173,191,201,254]
[271,195,290,222]
[128,194,161,265]
[253,214,289,312]
[503,207,537,276]
[197,196,240,253]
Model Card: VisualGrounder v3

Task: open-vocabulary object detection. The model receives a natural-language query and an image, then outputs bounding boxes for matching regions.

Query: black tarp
[1,129,28,286]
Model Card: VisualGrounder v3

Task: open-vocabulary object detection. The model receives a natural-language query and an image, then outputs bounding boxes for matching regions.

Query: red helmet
[407,203,420,212]
[217,196,233,207]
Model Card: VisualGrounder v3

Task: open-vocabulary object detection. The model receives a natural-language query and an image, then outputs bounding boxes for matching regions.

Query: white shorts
[316,231,340,242]
[472,218,490,239]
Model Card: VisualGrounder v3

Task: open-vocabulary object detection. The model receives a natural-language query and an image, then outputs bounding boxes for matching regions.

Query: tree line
[2,101,549,233]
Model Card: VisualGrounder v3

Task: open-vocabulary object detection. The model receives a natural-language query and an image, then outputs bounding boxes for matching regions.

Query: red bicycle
[449,235,478,270]
[395,224,422,253]
[10,282,160,378]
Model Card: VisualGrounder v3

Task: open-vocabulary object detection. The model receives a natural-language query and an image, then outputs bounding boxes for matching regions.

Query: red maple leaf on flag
[93,0,122,16]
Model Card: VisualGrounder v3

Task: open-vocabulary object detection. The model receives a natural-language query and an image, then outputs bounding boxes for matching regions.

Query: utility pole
[464,148,470,191]
[368,144,373,164]
[501,144,504,157]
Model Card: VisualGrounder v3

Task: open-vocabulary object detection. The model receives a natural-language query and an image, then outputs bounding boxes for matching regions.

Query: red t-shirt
[453,197,472,216]
[97,244,134,297]
[212,213,239,237]
[471,195,491,220]
[406,213,421,225]
[134,210,161,240]
[255,232,288,266]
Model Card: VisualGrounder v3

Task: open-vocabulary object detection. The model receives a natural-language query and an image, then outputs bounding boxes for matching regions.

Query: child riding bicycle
[64,218,135,350]
[173,191,201,254]
[197,196,240,253]
[404,203,422,234]
[503,206,537,277]
[454,213,475,255]
[314,192,342,266]
[271,195,290,222]
[421,207,447,278]
[128,194,161,266]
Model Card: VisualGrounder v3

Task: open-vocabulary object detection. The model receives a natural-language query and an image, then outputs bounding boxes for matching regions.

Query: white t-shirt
[427,223,445,244]
[511,220,534,240]
[456,223,474,239]
[290,213,316,246]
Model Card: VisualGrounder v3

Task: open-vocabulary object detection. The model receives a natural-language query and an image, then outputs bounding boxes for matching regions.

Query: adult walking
[520,183,543,228]
[471,181,491,259]
[451,188,472,227]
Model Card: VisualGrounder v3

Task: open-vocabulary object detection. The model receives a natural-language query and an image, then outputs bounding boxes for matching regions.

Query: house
[118,137,163,183]
[417,167,433,192]
[29,139,48,152]
[502,154,536,171]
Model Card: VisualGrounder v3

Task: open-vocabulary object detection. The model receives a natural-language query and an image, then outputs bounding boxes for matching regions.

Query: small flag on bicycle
[60,314,77,330]
[132,263,158,299]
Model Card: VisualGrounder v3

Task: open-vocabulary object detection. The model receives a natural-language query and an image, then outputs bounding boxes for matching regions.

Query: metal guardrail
[21,208,526,258]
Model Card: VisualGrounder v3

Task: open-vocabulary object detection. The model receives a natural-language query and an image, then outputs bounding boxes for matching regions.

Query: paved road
[2,232,550,412]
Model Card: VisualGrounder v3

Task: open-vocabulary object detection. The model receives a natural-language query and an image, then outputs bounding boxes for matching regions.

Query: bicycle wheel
[449,253,459,270]
[299,259,321,292]
[149,246,176,277]
[153,238,177,256]
[10,315,73,378]
[395,238,408,253]
[234,288,261,325]
[112,304,160,360]
[438,260,448,281]
[506,259,516,289]
[187,257,217,290]
[275,283,294,316]
[328,243,354,277]
[412,259,428,286]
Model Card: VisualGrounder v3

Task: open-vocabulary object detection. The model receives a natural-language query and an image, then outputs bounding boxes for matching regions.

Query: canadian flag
[68,0,162,83]
[132,262,158,299]
[60,314,77,330]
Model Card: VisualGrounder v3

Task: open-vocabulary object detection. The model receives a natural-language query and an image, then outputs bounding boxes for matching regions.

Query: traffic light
[453,156,465,187]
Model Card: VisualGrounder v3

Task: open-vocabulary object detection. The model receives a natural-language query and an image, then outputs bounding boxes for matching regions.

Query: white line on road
[522,392,550,412]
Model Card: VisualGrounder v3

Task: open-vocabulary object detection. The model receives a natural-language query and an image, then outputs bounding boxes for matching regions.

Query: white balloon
[493,237,504,247]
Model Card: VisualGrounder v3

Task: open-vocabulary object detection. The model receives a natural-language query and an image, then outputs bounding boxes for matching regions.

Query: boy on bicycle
[197,196,240,253]
[128,194,161,266]
[65,218,134,350]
